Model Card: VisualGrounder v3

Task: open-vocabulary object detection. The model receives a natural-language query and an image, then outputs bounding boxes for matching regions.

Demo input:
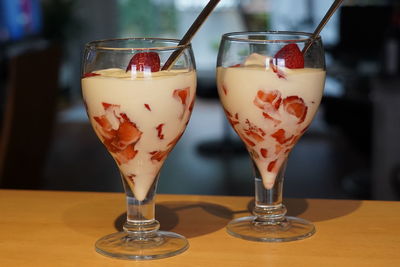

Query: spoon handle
[302,0,344,54]
[162,0,221,70]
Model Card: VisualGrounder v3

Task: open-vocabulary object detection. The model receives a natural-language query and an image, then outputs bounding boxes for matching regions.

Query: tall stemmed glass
[81,38,196,259]
[217,31,326,242]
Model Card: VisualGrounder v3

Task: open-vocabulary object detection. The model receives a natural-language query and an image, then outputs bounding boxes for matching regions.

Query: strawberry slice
[126,52,160,72]
[94,115,112,131]
[230,63,241,68]
[144,104,151,111]
[222,85,228,95]
[115,145,138,165]
[188,97,195,112]
[243,119,266,143]
[283,96,308,124]
[269,60,286,79]
[227,117,239,127]
[273,43,304,69]
[245,130,264,142]
[126,174,136,183]
[116,114,142,147]
[267,160,277,172]
[102,102,119,110]
[173,87,190,106]
[94,103,143,165]
[262,112,281,125]
[254,90,281,111]
[222,108,238,127]
[83,72,100,78]
[260,148,268,158]
[239,132,256,147]
[249,149,260,159]
[150,150,169,162]
[271,129,294,144]
[93,115,116,140]
[243,136,256,147]
[156,123,165,140]
[173,87,191,119]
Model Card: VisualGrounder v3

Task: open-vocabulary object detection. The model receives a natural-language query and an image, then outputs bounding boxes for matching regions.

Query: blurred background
[1,0,400,200]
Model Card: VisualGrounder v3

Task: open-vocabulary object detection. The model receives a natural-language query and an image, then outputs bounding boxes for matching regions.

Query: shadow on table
[114,201,234,238]
[114,199,361,237]
[246,198,362,222]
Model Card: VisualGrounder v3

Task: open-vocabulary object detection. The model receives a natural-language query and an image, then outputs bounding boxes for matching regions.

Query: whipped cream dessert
[82,68,196,200]
[217,53,326,189]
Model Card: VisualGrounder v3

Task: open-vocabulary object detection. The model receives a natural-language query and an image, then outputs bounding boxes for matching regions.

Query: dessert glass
[217,31,326,242]
[81,38,196,259]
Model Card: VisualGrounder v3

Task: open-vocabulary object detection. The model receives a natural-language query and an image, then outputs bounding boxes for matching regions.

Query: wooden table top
[0,189,399,266]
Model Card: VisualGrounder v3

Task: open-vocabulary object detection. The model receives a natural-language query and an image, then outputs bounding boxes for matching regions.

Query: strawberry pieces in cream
[82,68,196,200]
[218,53,325,189]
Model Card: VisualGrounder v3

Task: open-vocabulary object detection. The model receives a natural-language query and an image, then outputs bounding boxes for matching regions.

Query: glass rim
[85,37,191,52]
[221,31,320,44]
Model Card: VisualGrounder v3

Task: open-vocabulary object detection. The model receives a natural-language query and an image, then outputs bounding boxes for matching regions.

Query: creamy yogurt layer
[217,65,325,189]
[82,68,196,200]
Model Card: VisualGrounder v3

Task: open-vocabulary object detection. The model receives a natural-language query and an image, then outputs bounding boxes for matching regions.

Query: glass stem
[121,173,160,237]
[253,160,288,224]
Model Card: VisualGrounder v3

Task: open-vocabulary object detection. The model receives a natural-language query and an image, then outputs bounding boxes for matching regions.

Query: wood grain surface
[0,190,399,266]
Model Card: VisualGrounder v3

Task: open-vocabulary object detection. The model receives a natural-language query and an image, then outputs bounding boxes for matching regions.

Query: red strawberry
[188,97,195,112]
[245,130,264,142]
[262,112,281,125]
[257,90,281,109]
[102,102,119,110]
[254,90,281,111]
[227,117,239,127]
[273,44,304,69]
[173,87,191,119]
[83,72,100,78]
[93,115,116,140]
[260,148,268,158]
[173,87,190,106]
[267,160,277,172]
[249,149,260,159]
[283,96,308,124]
[116,145,138,165]
[150,150,169,162]
[222,85,228,95]
[271,129,294,144]
[240,134,256,147]
[116,115,142,146]
[156,123,165,140]
[144,104,151,111]
[269,60,286,79]
[126,52,160,72]
[94,115,112,131]
[126,174,136,183]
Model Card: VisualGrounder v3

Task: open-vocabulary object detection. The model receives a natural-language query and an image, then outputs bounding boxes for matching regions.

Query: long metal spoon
[302,0,344,54]
[162,0,221,70]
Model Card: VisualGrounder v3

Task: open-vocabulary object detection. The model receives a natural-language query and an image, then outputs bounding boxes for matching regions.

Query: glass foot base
[95,231,189,260]
[227,216,315,242]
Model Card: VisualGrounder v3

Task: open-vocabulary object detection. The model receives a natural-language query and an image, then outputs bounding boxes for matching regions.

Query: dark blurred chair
[0,43,61,188]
